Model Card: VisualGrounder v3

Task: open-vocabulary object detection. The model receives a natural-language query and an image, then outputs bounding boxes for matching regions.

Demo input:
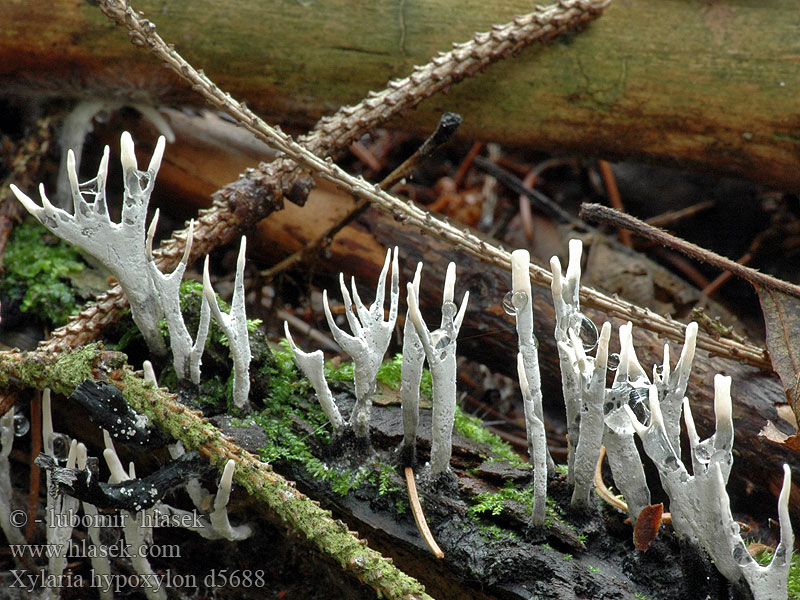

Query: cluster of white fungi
[6,133,795,599]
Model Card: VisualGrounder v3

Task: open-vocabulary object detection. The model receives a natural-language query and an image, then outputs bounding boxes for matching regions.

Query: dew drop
[502,290,529,316]
[442,301,457,319]
[607,353,620,371]
[13,414,29,437]
[578,315,599,351]
[502,291,516,315]
[568,313,599,351]
[52,433,71,458]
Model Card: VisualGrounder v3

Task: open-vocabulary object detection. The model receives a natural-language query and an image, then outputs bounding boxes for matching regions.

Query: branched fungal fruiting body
[147,212,210,384]
[550,239,587,484]
[322,247,400,439]
[203,236,252,411]
[562,320,610,508]
[627,379,794,599]
[11,132,168,355]
[406,262,469,476]
[210,459,253,541]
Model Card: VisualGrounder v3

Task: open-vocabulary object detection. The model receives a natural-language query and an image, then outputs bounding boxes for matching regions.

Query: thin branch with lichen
[0,346,433,600]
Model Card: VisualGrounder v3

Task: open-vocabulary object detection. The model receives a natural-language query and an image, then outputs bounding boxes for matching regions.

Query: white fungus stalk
[653,321,698,452]
[76,443,113,600]
[550,239,586,483]
[406,262,469,476]
[567,321,611,508]
[103,437,166,600]
[209,459,253,541]
[516,353,547,525]
[601,322,651,524]
[285,322,345,434]
[203,236,252,410]
[400,263,425,463]
[147,212,210,384]
[44,439,80,600]
[322,247,400,439]
[510,249,554,474]
[11,132,168,354]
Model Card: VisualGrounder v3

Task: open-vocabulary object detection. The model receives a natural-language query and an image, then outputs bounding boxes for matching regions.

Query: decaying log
[4,0,800,191]
[147,110,800,525]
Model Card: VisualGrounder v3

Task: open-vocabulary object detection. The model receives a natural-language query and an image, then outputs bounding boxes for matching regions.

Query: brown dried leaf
[633,503,663,552]
[757,287,800,424]
[758,420,800,451]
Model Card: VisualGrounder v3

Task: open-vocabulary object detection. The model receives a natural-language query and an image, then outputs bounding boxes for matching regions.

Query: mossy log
[0,346,735,600]
[3,0,800,191]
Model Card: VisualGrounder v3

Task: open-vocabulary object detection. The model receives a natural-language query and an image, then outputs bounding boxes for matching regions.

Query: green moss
[562,553,573,561]
[469,481,535,518]
[587,565,600,573]
[0,220,85,326]
[752,547,800,599]
[453,406,524,465]
[14,343,109,396]
[478,524,517,542]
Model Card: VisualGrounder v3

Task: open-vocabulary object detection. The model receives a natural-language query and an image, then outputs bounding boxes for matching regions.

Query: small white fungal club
[203,236,252,410]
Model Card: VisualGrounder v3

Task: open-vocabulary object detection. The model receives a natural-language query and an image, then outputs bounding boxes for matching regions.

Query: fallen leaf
[758,420,800,452]
[633,503,663,552]
[757,287,800,425]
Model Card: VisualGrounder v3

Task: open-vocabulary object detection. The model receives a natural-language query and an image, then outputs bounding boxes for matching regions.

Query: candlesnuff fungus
[550,239,591,484]
[210,459,253,541]
[510,249,554,475]
[400,263,425,465]
[284,321,346,435]
[147,211,210,384]
[557,319,611,508]
[626,379,794,600]
[11,132,168,355]
[322,247,400,439]
[203,236,252,411]
[516,353,547,525]
[406,262,469,476]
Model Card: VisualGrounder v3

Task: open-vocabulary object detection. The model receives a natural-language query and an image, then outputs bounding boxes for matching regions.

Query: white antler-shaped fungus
[601,322,652,524]
[550,239,597,483]
[11,132,168,354]
[406,262,469,476]
[147,212,210,384]
[626,378,794,599]
[203,236,252,411]
[559,321,611,508]
[322,247,400,439]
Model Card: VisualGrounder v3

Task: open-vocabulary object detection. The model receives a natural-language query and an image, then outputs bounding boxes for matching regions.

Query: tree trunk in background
[4,0,800,191]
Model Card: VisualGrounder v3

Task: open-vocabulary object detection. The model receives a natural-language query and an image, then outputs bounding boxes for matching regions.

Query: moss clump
[453,406,524,465]
[469,480,535,518]
[0,220,85,327]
